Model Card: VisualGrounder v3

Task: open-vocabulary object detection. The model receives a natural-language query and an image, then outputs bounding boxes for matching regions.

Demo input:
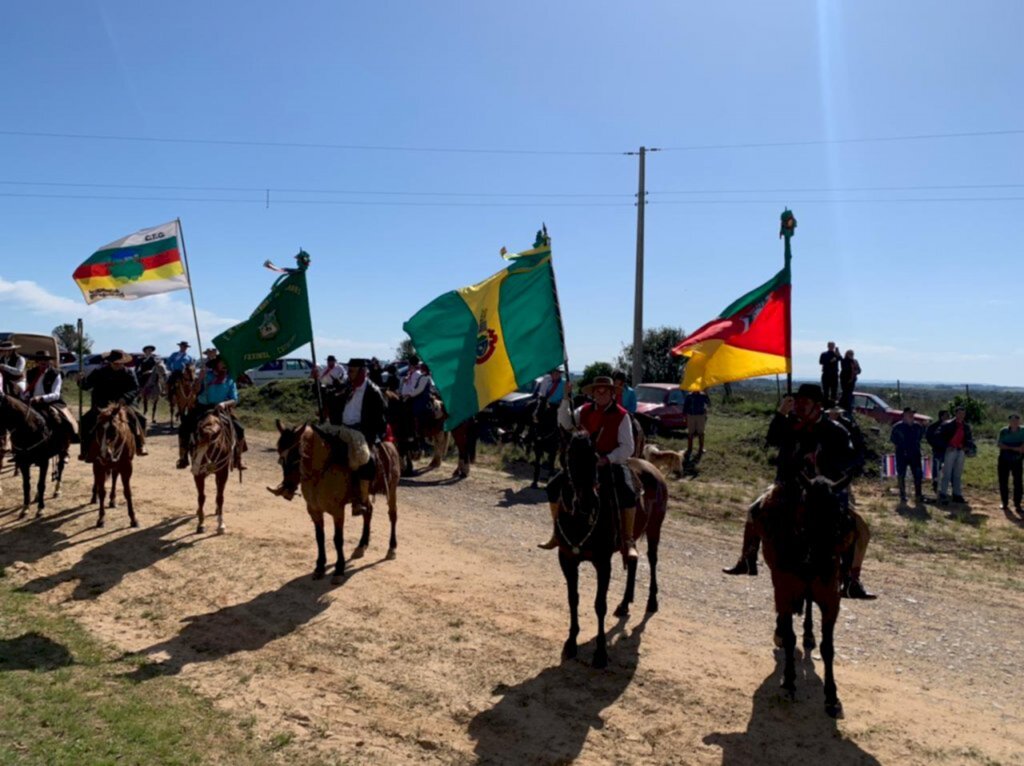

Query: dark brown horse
[90,403,138,529]
[0,393,69,517]
[272,421,399,584]
[757,474,855,717]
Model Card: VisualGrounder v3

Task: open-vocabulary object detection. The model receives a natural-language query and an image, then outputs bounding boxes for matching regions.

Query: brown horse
[272,421,399,585]
[757,475,854,717]
[0,393,69,517]
[613,457,668,618]
[390,392,449,475]
[190,409,238,534]
[90,403,138,529]
[447,417,478,480]
[168,364,197,425]
[139,362,167,424]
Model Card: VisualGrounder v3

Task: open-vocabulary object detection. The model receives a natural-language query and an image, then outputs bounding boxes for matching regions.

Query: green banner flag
[213,254,314,377]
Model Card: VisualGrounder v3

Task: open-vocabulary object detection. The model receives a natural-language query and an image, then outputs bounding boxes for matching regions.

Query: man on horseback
[137,345,160,380]
[176,355,246,470]
[23,350,78,444]
[539,376,639,563]
[79,350,148,459]
[0,340,27,396]
[722,383,877,599]
[313,355,347,389]
[165,341,194,390]
[304,358,388,515]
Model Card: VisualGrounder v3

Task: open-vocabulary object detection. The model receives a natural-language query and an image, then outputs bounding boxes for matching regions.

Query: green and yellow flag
[213,253,314,377]
[403,231,566,429]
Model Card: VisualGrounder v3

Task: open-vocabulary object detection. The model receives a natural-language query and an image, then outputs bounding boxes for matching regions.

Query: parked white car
[239,358,314,387]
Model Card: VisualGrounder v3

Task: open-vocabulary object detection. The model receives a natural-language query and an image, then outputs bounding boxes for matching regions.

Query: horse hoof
[351,546,366,560]
[613,603,629,618]
[592,651,608,669]
[53,490,61,499]
[196,524,205,534]
[330,573,346,585]
[96,519,105,528]
[312,569,326,581]
[646,599,659,614]
[386,548,397,561]
[216,525,226,535]
[129,519,139,528]
[561,641,577,661]
[803,637,817,651]
[773,630,783,648]
[781,681,796,699]
[825,699,843,718]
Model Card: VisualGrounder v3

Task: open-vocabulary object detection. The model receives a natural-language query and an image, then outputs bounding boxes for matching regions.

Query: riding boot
[843,566,878,600]
[621,506,638,564]
[352,478,372,517]
[537,502,560,549]
[898,476,907,503]
[176,445,189,470]
[136,436,148,456]
[723,521,759,575]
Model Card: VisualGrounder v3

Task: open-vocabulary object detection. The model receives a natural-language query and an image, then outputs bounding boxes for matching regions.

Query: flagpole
[76,317,84,420]
[298,253,324,423]
[543,229,576,425]
[780,209,797,395]
[176,217,204,355]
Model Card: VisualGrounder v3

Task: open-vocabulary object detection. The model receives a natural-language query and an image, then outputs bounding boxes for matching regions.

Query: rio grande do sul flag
[73,220,189,304]
[403,237,565,429]
[671,265,791,391]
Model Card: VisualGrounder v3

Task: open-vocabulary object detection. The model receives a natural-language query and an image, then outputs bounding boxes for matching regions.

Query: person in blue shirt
[176,355,245,470]
[612,370,637,413]
[165,341,195,392]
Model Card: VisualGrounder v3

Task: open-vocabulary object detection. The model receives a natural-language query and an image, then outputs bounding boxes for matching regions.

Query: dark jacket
[767,411,856,484]
[890,421,925,458]
[839,357,860,389]
[329,379,388,444]
[819,350,841,377]
[80,366,139,409]
[925,420,946,456]
[936,419,975,453]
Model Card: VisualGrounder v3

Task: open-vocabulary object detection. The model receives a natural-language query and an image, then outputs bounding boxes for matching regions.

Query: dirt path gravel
[1,431,1022,765]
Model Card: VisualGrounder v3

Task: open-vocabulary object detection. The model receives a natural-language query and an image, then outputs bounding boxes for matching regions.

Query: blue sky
[1,1,1022,385]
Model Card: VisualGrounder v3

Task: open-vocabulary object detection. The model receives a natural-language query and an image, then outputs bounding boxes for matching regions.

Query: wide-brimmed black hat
[177,340,190,347]
[30,350,54,361]
[347,357,369,368]
[107,349,128,363]
[794,383,824,403]
[142,344,156,352]
[583,376,615,396]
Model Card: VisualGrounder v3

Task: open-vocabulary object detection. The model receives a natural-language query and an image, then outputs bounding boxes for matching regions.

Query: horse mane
[0,393,45,431]
[765,475,849,576]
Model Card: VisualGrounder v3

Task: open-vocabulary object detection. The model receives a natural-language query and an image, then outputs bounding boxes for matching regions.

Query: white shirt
[29,368,62,404]
[0,353,26,393]
[317,364,347,386]
[342,379,367,426]
[557,399,635,465]
[400,368,429,398]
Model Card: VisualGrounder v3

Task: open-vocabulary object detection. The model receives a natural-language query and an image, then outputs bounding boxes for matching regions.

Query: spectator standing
[937,406,975,504]
[682,388,711,460]
[819,341,842,405]
[839,349,861,413]
[612,370,637,414]
[890,408,926,503]
[926,409,951,494]
[997,414,1024,513]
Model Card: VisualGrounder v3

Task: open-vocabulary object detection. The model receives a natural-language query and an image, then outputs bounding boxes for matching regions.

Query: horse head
[271,418,305,501]
[95,403,130,461]
[797,471,852,555]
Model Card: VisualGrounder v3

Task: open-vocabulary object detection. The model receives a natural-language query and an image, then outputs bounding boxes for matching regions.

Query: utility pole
[628,146,659,387]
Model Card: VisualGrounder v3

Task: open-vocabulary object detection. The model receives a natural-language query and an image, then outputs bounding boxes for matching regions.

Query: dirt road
[1,431,1022,765]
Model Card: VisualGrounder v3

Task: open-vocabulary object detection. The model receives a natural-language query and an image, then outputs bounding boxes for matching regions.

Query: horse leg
[802,597,817,651]
[352,503,371,559]
[94,464,107,528]
[777,612,797,698]
[194,474,206,533]
[614,558,637,618]
[19,462,30,517]
[310,512,327,579]
[34,459,47,516]
[820,595,842,717]
[215,469,227,534]
[53,451,65,498]
[122,464,138,528]
[530,448,542,489]
[386,479,398,560]
[558,553,580,661]
[330,513,346,585]
[592,557,611,669]
[646,525,661,614]
[109,471,118,509]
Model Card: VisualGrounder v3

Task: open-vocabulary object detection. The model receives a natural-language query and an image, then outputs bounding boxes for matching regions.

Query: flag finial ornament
[779,209,797,240]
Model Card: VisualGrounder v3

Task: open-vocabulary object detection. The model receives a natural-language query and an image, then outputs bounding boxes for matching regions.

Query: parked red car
[851,392,932,426]
[634,383,687,434]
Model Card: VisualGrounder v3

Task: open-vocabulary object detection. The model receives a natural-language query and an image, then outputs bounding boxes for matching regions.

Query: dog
[642,444,684,477]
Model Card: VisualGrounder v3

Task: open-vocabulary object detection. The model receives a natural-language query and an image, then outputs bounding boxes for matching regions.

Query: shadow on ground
[123,559,386,680]
[703,651,881,765]
[469,615,647,765]
[0,632,74,672]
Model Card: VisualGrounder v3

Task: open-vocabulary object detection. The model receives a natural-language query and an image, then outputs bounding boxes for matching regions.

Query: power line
[649,197,1024,204]
[653,182,1024,194]
[659,128,1024,151]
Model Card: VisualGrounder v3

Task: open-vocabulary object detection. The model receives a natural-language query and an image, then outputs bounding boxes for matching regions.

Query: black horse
[552,431,622,668]
[0,393,69,517]
[759,474,855,717]
[526,400,561,489]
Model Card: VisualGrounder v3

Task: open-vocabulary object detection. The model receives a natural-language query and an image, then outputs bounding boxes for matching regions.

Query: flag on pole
[73,220,189,304]
[671,265,791,391]
[212,253,314,377]
[403,232,565,429]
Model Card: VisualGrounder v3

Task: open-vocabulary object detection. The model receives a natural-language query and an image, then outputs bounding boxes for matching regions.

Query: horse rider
[0,339,27,397]
[22,350,79,443]
[722,383,877,599]
[312,354,347,389]
[301,357,388,514]
[137,345,160,382]
[79,350,148,459]
[165,341,194,390]
[203,347,219,370]
[400,356,433,441]
[176,355,246,470]
[539,375,639,564]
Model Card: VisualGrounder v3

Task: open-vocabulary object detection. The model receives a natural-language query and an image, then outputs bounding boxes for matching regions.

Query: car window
[667,390,684,405]
[285,360,303,371]
[260,360,283,372]
[635,386,666,404]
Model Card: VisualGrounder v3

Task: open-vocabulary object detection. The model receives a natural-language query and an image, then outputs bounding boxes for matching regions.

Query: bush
[947,394,986,424]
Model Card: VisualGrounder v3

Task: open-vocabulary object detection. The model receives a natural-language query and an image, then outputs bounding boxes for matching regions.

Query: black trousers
[821,373,839,404]
[998,456,1023,508]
